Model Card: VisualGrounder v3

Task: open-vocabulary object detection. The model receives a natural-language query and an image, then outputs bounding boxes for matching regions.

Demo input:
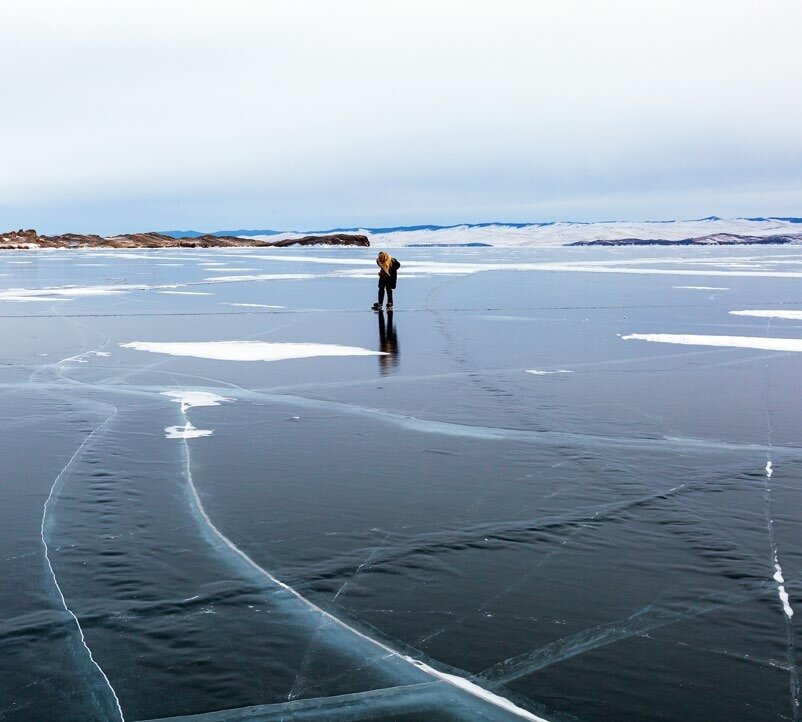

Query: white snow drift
[160,390,233,440]
[730,309,802,320]
[122,340,385,362]
[622,333,802,353]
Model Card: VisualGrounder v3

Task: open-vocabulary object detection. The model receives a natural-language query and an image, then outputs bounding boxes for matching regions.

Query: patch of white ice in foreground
[122,340,384,361]
[160,390,233,440]
[223,303,286,309]
[204,273,317,282]
[778,586,794,618]
[730,309,802,320]
[158,291,213,296]
[673,285,730,291]
[0,286,126,302]
[164,425,213,440]
[622,333,802,353]
[161,390,233,412]
[525,369,572,375]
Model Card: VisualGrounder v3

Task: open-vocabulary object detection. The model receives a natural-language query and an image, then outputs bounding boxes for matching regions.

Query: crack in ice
[40,411,125,722]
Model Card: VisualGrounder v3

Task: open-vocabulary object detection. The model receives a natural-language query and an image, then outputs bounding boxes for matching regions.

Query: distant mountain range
[3,218,801,250]
[159,217,802,247]
[161,217,802,239]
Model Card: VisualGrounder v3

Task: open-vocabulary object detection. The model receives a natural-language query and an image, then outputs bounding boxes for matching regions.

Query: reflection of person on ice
[377,308,399,375]
[372,251,400,310]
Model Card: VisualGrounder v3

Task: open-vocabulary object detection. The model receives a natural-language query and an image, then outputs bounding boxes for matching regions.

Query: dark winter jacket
[378,258,401,289]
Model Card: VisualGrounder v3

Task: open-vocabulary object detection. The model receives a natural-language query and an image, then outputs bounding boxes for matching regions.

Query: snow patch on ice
[0,295,77,303]
[333,263,488,279]
[731,309,802,320]
[164,424,213,440]
[622,333,802,353]
[122,340,385,362]
[160,390,233,440]
[0,286,126,302]
[161,389,233,412]
[526,369,572,376]
[0,282,192,302]
[532,263,802,279]
[236,254,375,266]
[204,273,317,282]
[773,553,794,618]
[778,586,794,618]
[158,291,212,296]
[673,285,730,290]
[223,303,286,309]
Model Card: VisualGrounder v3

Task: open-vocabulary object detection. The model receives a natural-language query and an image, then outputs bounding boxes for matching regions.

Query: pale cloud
[1,0,801,233]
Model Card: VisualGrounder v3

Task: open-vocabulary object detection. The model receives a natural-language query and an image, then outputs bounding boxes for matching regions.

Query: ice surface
[2,245,801,722]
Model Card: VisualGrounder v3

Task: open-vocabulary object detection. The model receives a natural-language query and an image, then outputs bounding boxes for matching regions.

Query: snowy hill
[231,217,802,248]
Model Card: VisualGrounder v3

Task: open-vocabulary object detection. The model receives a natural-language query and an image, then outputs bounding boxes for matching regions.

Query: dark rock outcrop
[0,229,369,250]
[267,233,369,247]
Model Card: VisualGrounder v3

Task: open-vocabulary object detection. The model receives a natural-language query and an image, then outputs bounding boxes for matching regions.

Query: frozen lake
[1,246,801,721]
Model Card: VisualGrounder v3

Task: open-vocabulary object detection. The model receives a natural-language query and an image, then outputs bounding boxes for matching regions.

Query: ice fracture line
[760,330,800,720]
[40,411,125,722]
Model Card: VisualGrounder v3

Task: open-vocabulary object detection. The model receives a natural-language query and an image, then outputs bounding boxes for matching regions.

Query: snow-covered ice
[730,309,802,320]
[121,340,386,362]
[622,333,802,353]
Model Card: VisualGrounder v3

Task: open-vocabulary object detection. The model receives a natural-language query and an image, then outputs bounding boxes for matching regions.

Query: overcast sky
[2,0,801,234]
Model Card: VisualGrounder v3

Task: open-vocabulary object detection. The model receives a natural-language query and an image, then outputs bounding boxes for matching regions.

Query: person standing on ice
[372,251,400,310]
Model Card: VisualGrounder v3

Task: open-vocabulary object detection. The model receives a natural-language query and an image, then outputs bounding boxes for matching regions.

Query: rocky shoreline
[0,229,370,250]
